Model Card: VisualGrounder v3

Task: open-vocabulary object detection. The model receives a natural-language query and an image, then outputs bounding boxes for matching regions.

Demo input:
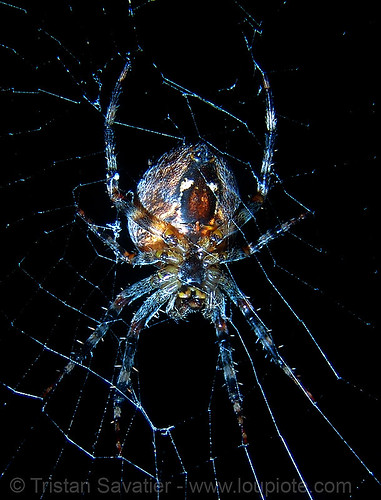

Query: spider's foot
[233,401,248,445]
[41,360,75,398]
[113,405,124,455]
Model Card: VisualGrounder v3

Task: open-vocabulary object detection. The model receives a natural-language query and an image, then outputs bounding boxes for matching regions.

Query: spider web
[0,1,379,499]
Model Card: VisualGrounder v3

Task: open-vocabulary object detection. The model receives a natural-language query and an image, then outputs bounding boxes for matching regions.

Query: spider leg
[78,205,175,267]
[127,193,190,252]
[257,64,276,201]
[221,212,307,264]
[113,282,178,454]
[43,300,123,398]
[105,59,132,201]
[241,37,276,202]
[102,59,188,260]
[102,191,191,262]
[43,274,163,398]
[220,273,312,397]
[212,307,247,444]
[77,208,136,264]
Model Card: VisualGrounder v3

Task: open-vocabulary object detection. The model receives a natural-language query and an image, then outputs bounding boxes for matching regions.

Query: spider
[45,58,308,454]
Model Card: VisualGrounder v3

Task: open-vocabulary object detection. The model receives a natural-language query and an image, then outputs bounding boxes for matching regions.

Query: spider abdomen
[128,143,241,254]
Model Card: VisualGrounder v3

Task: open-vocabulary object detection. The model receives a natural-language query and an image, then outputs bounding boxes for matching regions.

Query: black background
[0,1,379,499]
